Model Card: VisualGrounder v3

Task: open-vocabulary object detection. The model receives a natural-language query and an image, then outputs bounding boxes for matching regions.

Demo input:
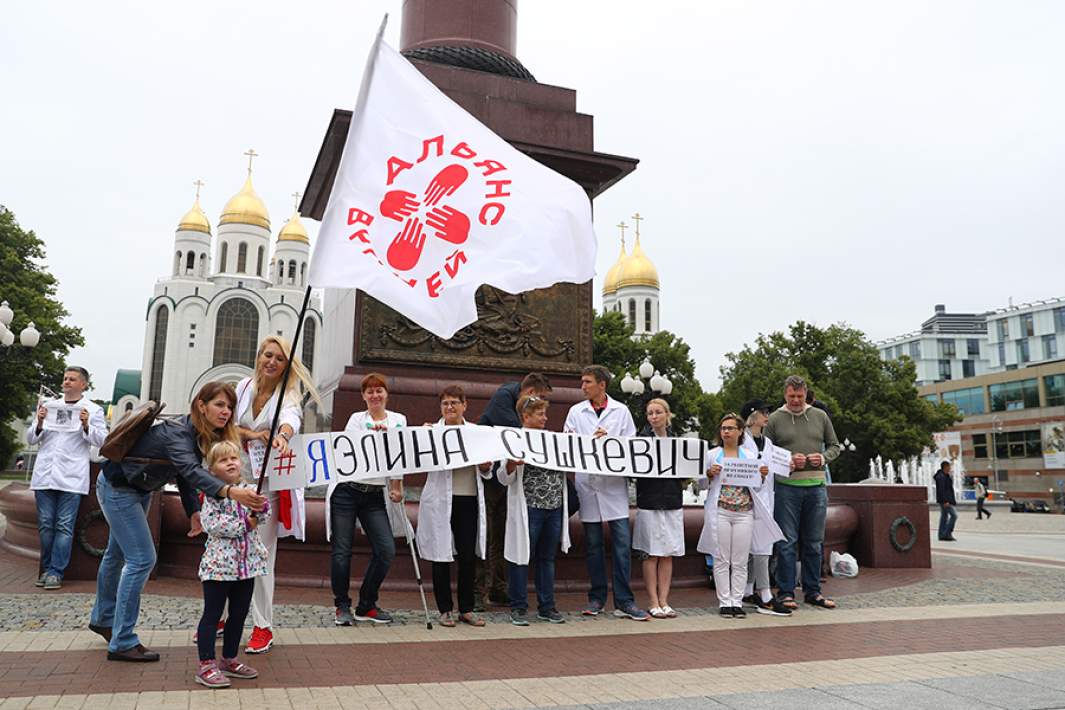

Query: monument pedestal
[828,484,931,569]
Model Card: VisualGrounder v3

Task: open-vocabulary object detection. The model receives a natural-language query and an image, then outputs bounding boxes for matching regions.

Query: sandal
[458,612,485,627]
[778,596,799,610]
[804,595,837,609]
[649,607,668,619]
[439,611,456,627]
[662,605,677,618]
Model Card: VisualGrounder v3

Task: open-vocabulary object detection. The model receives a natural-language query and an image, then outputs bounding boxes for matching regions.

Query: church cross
[631,212,644,238]
[192,179,205,201]
[243,148,259,173]
[291,191,301,212]
[617,221,628,248]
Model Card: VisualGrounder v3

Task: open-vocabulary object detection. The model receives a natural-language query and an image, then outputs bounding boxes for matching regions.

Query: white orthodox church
[601,215,661,336]
[113,156,322,420]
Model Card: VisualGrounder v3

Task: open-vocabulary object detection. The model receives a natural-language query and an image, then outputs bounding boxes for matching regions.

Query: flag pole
[255,285,313,495]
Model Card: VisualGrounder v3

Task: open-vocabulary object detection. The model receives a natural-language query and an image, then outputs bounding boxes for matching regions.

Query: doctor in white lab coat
[563,366,647,621]
[416,386,490,626]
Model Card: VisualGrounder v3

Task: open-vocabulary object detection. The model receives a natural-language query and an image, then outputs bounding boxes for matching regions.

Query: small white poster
[933,431,962,462]
[246,440,273,480]
[765,444,793,478]
[720,458,763,489]
[43,403,82,433]
[1043,422,1065,469]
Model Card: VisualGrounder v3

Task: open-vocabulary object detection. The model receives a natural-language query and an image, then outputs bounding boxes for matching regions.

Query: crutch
[393,499,433,630]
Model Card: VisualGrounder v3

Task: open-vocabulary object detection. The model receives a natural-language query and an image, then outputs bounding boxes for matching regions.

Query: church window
[644,299,652,333]
[148,305,169,402]
[237,242,248,273]
[185,251,195,274]
[256,246,264,277]
[628,299,636,329]
[288,259,297,284]
[300,262,306,286]
[219,242,228,272]
[302,318,316,373]
[199,253,207,277]
[213,298,259,368]
[174,252,181,276]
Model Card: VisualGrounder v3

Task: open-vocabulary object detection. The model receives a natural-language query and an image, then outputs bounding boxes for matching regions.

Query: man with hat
[740,398,791,616]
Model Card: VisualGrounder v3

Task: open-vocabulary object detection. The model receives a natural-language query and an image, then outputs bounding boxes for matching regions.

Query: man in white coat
[27,366,108,589]
[564,365,648,621]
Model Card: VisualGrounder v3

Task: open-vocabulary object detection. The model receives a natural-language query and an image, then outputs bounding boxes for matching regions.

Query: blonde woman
[633,398,685,619]
[234,335,319,653]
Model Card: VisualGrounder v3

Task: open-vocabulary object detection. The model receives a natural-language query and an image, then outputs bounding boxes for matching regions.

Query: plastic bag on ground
[830,550,859,578]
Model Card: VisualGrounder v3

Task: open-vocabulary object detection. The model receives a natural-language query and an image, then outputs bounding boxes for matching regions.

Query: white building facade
[601,218,660,337]
[986,297,1065,371]
[134,168,322,418]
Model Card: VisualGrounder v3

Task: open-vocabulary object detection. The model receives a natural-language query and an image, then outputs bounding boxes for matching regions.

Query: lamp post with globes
[618,358,673,412]
[0,301,42,355]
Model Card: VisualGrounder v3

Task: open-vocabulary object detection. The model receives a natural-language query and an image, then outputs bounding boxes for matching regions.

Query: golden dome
[177,197,211,234]
[615,235,659,289]
[602,239,628,296]
[278,209,309,244]
[219,174,270,230]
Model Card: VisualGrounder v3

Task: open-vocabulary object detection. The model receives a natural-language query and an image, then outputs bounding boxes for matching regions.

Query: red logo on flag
[345,135,511,298]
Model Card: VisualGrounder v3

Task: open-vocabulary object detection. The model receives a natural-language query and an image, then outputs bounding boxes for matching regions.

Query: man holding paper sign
[765,375,841,611]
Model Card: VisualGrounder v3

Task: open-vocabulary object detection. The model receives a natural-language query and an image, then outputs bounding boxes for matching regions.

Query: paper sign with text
[43,403,82,433]
[766,444,793,478]
[720,458,763,489]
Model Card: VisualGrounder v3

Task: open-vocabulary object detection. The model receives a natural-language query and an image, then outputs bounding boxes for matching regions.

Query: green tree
[592,310,721,440]
[719,321,960,482]
[0,206,84,467]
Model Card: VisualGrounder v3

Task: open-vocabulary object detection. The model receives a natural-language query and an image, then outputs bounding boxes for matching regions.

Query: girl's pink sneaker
[195,660,231,689]
[219,657,259,679]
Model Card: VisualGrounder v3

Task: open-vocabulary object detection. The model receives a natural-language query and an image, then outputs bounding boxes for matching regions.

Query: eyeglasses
[519,396,544,412]
[440,400,464,409]
[719,426,739,432]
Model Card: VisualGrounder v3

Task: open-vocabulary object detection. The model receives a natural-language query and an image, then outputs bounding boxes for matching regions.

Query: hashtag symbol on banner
[273,449,296,477]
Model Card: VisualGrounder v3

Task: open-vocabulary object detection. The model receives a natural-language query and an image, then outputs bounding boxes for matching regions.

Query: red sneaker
[245,626,273,654]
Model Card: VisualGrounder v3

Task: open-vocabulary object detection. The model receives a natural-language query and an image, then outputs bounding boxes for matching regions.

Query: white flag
[309,24,596,340]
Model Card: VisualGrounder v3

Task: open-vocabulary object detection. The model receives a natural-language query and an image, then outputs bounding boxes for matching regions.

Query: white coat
[27,396,107,495]
[696,446,783,557]
[325,409,407,541]
[563,396,636,522]
[497,463,571,565]
[415,420,490,562]
[235,377,306,539]
[741,430,784,556]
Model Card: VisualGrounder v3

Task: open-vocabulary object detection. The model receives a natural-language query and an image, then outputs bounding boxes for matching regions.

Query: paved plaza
[0,506,1062,709]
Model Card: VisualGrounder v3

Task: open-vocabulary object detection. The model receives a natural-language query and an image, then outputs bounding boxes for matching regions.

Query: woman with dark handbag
[89,381,265,663]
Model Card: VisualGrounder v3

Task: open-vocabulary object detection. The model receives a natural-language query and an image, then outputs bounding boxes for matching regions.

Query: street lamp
[619,358,673,406]
[0,301,41,353]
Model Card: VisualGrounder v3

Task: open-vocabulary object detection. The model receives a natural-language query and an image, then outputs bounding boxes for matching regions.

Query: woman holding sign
[632,398,684,619]
[417,385,490,627]
[499,395,571,626]
[696,413,780,618]
[233,336,318,654]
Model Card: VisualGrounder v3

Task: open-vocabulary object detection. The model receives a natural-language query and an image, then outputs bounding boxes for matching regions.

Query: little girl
[195,440,269,688]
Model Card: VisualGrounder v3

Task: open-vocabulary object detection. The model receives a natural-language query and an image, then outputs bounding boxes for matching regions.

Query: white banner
[268,426,709,491]
[720,458,763,489]
[43,402,82,433]
[1043,422,1065,469]
[308,25,597,339]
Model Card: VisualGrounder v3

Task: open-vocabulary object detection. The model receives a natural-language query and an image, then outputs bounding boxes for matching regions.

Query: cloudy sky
[3,0,1063,398]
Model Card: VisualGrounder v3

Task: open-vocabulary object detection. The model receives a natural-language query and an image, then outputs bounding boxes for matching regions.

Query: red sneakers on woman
[245,626,273,654]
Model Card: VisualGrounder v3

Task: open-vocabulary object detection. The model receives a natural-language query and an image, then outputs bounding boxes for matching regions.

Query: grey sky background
[2,1,1063,399]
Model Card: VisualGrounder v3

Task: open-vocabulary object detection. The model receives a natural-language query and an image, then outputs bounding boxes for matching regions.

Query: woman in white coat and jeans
[697,413,780,618]
[499,395,570,626]
[417,385,489,627]
[233,336,318,653]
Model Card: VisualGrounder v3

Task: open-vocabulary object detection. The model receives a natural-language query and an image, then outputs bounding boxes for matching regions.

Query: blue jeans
[583,517,634,608]
[938,504,958,539]
[509,506,562,613]
[330,483,396,612]
[773,483,827,600]
[34,489,82,579]
[90,471,156,653]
